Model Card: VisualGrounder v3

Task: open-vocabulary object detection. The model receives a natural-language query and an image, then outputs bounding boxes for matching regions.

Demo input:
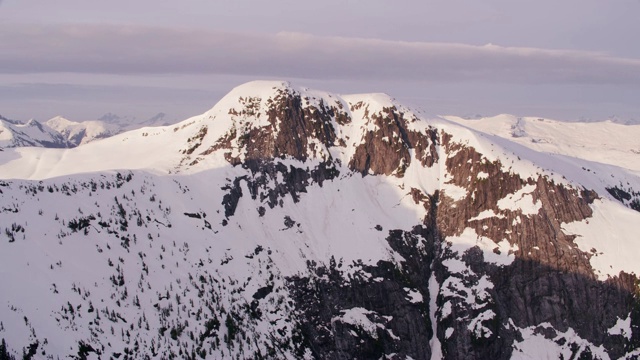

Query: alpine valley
[1,81,640,359]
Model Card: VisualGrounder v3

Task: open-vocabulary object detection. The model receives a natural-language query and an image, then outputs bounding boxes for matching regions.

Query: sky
[1,0,640,123]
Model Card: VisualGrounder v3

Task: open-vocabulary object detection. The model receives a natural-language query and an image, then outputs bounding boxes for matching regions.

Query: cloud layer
[3,23,640,85]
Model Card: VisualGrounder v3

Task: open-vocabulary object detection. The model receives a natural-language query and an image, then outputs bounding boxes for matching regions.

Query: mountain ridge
[0,112,174,150]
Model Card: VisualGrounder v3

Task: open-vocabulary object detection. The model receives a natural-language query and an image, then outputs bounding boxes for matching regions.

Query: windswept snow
[511,322,610,360]
[608,315,632,340]
[445,228,518,266]
[445,115,640,173]
[332,307,388,339]
[496,184,541,216]
[468,209,505,222]
[405,288,423,304]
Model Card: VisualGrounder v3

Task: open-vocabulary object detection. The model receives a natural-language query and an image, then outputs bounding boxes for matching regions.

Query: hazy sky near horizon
[1,0,640,122]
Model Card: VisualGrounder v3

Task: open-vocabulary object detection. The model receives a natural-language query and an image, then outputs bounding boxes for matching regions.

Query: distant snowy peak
[44,112,174,147]
[45,116,120,147]
[0,111,175,150]
[0,117,72,148]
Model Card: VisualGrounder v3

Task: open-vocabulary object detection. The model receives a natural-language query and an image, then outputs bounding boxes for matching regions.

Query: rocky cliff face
[1,81,639,359]
[196,83,640,359]
[427,136,638,359]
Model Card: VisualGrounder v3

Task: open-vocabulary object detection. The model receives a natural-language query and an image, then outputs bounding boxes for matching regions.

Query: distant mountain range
[0,81,639,359]
[0,112,172,149]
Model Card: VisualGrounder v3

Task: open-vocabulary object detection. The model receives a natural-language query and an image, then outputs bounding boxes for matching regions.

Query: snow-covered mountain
[45,116,121,147]
[1,81,639,359]
[0,115,72,149]
[0,111,165,149]
[45,113,173,147]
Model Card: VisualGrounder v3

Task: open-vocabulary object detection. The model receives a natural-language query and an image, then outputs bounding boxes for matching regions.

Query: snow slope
[444,114,640,173]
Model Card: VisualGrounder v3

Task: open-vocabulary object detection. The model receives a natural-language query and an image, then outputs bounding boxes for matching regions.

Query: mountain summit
[0,81,639,359]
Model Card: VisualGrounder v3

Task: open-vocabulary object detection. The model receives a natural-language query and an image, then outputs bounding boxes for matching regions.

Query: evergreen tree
[0,339,16,360]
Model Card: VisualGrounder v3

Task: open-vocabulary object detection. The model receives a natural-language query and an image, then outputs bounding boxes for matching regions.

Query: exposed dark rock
[606,185,640,212]
[607,186,632,202]
[288,256,433,359]
[183,212,202,219]
[349,106,438,177]
[283,216,296,229]
[257,206,266,217]
[220,159,340,218]
[252,285,274,300]
[221,176,245,218]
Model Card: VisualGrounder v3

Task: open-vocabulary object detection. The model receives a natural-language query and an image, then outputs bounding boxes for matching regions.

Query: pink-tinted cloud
[2,24,640,85]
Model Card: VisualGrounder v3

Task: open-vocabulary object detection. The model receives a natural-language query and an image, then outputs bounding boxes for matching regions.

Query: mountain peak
[0,117,71,148]
[170,81,441,180]
[190,81,347,166]
[45,115,75,126]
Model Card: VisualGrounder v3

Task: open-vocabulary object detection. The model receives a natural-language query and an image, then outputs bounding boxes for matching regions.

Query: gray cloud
[2,23,640,86]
